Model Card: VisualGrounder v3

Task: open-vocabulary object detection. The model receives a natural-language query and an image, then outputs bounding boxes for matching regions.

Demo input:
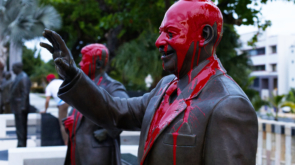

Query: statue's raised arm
[40,29,78,82]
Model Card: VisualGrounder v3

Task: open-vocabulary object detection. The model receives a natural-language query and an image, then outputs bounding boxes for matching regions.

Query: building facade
[239,31,295,99]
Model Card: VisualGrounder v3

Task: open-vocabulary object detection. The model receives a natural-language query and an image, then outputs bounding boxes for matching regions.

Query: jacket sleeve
[58,70,159,131]
[104,82,129,138]
[203,95,258,165]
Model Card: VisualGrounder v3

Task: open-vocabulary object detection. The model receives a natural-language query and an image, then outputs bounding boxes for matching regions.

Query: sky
[25,0,295,62]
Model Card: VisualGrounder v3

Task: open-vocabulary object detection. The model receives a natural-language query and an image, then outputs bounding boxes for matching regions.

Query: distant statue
[1,71,13,114]
[10,62,31,147]
[63,44,129,165]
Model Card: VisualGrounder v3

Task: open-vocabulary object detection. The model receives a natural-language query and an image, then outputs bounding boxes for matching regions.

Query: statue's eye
[168,32,173,39]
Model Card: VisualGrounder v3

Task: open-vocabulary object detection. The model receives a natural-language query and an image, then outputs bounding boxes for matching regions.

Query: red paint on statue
[155,0,223,77]
[142,0,226,164]
[97,76,103,85]
[80,44,109,80]
[142,54,234,164]
[172,132,179,165]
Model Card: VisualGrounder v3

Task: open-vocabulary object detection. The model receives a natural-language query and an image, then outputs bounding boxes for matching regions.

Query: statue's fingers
[54,57,69,71]
[43,29,60,50]
[51,31,68,53]
[42,30,54,46]
[40,42,54,54]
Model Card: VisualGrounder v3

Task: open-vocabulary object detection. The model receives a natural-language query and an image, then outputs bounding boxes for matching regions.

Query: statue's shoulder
[160,74,176,85]
[103,73,126,90]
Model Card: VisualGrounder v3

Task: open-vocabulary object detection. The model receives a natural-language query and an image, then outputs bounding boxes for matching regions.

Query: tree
[281,89,295,113]
[22,46,43,76]
[0,0,61,72]
[269,94,285,121]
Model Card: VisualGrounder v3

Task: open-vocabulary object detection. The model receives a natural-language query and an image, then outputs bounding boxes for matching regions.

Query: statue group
[0,62,31,147]
[40,0,258,164]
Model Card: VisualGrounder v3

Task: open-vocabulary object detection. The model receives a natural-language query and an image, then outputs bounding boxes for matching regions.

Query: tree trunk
[9,41,22,78]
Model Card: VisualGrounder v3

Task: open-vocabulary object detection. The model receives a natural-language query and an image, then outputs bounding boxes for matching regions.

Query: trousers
[14,111,28,147]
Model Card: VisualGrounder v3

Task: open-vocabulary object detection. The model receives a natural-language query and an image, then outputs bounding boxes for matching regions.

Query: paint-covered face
[79,44,109,80]
[155,0,223,78]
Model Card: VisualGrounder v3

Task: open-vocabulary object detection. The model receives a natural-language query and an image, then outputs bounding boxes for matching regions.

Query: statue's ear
[202,25,214,45]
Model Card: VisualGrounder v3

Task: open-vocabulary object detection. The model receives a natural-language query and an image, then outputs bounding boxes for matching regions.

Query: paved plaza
[0,93,140,165]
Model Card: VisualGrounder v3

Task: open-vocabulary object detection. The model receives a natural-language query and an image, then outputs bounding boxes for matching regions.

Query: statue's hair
[12,62,23,69]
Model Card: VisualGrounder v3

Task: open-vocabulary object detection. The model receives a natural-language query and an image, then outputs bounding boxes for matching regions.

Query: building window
[271,64,277,72]
[253,78,259,87]
[253,65,265,71]
[245,47,265,56]
[270,45,277,54]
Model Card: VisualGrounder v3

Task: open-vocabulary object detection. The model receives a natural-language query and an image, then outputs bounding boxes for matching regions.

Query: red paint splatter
[79,44,109,79]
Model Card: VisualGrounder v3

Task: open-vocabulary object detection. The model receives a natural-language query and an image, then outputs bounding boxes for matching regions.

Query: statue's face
[79,48,108,80]
[12,65,21,74]
[155,0,223,77]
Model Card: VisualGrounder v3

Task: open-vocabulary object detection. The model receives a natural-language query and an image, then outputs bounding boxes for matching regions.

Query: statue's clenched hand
[40,29,78,81]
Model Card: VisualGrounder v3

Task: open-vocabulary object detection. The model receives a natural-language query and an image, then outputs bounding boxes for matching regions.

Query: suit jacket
[64,73,129,165]
[2,78,13,104]
[59,57,258,165]
[10,72,31,114]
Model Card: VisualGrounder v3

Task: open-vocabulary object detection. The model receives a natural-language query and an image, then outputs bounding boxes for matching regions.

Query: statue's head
[155,0,223,78]
[12,62,23,75]
[80,44,109,80]
[5,72,11,80]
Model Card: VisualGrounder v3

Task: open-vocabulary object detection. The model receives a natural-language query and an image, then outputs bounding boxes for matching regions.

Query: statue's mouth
[161,50,175,60]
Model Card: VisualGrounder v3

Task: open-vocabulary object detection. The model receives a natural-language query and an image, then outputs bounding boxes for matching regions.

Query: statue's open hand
[40,29,78,81]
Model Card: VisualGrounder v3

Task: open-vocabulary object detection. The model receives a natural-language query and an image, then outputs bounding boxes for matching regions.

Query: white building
[239,31,295,98]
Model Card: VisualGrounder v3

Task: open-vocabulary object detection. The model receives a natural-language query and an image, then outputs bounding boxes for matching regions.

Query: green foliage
[251,94,270,111]
[281,89,295,113]
[269,94,285,120]
[30,59,57,84]
[111,30,162,90]
[22,46,43,76]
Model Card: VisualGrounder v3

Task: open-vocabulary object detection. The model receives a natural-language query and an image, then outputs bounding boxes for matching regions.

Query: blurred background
[0,0,295,165]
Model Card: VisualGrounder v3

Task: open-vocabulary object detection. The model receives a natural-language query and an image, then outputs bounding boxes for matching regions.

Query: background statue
[40,0,258,164]
[63,44,129,165]
[1,71,12,114]
[10,62,31,147]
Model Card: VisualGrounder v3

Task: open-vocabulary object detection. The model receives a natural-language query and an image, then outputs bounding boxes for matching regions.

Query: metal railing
[257,119,295,165]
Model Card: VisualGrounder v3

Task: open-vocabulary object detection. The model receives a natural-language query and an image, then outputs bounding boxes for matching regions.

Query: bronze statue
[10,62,31,147]
[63,44,129,165]
[1,71,12,114]
[40,0,258,164]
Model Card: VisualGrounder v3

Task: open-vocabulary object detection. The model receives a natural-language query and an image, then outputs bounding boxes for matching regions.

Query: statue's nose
[155,33,167,48]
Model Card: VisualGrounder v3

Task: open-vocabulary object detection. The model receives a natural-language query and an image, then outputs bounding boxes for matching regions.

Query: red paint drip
[191,42,197,70]
[97,76,103,85]
[187,70,192,84]
[71,109,81,165]
[172,132,179,165]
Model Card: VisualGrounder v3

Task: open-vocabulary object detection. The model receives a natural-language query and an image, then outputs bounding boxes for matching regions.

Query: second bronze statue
[63,44,129,165]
